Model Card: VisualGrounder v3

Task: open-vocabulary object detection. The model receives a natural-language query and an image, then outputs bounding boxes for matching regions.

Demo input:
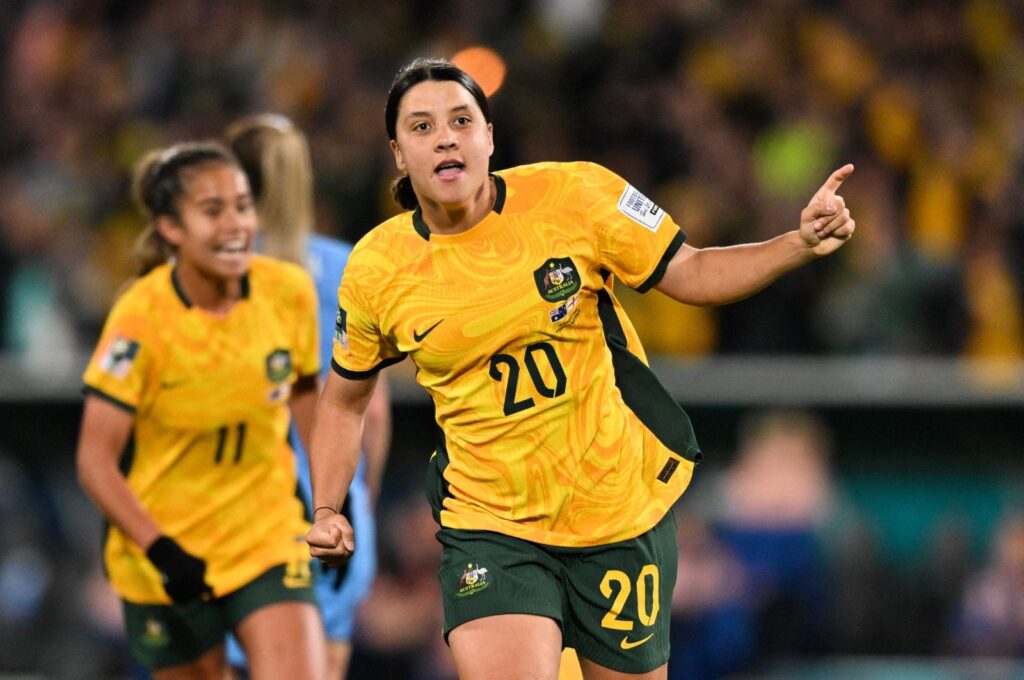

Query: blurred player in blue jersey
[226,113,391,679]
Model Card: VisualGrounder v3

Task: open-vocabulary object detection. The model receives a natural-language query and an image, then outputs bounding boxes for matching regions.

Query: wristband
[312,505,337,518]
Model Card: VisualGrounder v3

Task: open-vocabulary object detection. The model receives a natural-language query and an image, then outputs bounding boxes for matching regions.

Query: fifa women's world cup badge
[457,563,490,597]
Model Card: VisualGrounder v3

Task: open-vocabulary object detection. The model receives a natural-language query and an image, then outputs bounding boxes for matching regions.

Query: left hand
[799,164,856,257]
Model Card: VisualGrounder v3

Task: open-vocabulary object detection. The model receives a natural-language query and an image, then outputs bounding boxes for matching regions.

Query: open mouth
[215,239,249,256]
[435,160,464,178]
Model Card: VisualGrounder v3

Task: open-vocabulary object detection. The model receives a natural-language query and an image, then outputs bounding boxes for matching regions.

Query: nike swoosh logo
[160,379,188,390]
[413,319,444,342]
[620,633,654,650]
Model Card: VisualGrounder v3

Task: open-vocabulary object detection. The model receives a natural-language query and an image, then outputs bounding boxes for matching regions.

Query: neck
[419,176,496,235]
[175,261,244,315]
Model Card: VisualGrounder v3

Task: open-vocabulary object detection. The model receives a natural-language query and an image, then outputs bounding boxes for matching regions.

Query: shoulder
[496,162,617,214]
[497,161,612,184]
[348,212,420,267]
[250,254,316,297]
[110,264,175,317]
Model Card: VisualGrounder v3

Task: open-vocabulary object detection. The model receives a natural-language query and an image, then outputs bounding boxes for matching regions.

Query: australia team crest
[456,562,490,597]
[533,257,581,302]
[265,348,292,382]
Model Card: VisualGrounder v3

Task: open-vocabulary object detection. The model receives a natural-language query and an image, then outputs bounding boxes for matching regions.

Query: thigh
[234,601,325,680]
[223,563,322,679]
[122,597,228,672]
[151,645,229,680]
[437,528,565,640]
[449,613,563,680]
[562,511,677,675]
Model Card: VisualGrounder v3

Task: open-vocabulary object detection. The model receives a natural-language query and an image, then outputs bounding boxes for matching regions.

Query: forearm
[360,374,392,502]
[657,231,816,306]
[76,397,161,550]
[289,373,320,452]
[78,457,161,549]
[309,380,372,514]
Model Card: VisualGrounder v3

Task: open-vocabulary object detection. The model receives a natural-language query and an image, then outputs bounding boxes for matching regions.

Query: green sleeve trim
[330,354,406,380]
[82,385,136,413]
[635,230,686,293]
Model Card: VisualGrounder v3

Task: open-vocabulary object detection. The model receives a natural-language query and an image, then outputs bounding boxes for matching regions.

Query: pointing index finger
[820,163,854,198]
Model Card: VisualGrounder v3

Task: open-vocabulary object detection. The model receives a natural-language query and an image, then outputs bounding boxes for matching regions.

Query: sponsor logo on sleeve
[99,336,140,379]
[617,184,665,232]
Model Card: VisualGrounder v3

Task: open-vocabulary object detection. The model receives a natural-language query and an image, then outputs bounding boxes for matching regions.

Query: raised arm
[306,369,378,565]
[655,164,855,306]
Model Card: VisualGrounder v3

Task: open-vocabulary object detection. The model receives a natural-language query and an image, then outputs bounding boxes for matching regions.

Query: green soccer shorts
[122,562,317,670]
[436,509,677,674]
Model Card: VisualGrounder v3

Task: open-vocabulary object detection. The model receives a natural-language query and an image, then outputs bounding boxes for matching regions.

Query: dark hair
[131,141,239,276]
[385,57,492,210]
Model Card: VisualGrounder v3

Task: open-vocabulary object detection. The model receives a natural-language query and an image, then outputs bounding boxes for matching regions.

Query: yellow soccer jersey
[83,256,319,604]
[334,162,701,547]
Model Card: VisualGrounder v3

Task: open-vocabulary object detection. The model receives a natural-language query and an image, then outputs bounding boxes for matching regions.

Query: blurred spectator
[669,511,755,680]
[702,410,838,668]
[952,510,1024,655]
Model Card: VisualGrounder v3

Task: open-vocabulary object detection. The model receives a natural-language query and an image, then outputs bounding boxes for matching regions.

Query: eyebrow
[404,104,473,120]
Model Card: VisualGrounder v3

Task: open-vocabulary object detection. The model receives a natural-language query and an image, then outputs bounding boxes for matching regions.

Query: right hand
[306,509,355,567]
[145,536,214,603]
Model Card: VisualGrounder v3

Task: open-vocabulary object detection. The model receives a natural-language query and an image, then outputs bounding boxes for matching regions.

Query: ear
[486,123,494,158]
[389,139,406,173]
[154,215,184,248]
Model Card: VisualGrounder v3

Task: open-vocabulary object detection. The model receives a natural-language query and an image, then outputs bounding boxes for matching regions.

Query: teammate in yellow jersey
[306,58,855,679]
[76,141,328,679]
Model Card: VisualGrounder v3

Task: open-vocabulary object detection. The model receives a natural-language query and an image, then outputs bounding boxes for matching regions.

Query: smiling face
[389,79,494,211]
[156,162,257,285]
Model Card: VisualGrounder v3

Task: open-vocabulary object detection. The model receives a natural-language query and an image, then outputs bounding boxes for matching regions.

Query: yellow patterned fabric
[334,162,700,546]
[83,256,319,603]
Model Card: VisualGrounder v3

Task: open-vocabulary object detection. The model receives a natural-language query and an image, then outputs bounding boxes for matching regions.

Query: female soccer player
[306,58,855,680]
[225,113,391,679]
[77,141,327,679]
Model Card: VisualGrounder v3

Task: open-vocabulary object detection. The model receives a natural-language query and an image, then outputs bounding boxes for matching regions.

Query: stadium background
[1,1,1023,678]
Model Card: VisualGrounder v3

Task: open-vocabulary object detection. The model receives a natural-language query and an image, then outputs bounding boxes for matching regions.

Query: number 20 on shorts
[599,564,660,630]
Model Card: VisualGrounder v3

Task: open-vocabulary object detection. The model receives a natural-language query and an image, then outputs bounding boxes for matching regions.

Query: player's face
[161,163,257,282]
[390,80,494,209]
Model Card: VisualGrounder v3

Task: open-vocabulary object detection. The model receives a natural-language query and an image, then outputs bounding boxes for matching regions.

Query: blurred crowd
[3,1,1024,678]
[1,0,1023,373]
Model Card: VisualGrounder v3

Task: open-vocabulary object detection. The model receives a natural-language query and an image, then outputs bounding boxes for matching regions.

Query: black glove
[321,558,351,590]
[146,536,214,603]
